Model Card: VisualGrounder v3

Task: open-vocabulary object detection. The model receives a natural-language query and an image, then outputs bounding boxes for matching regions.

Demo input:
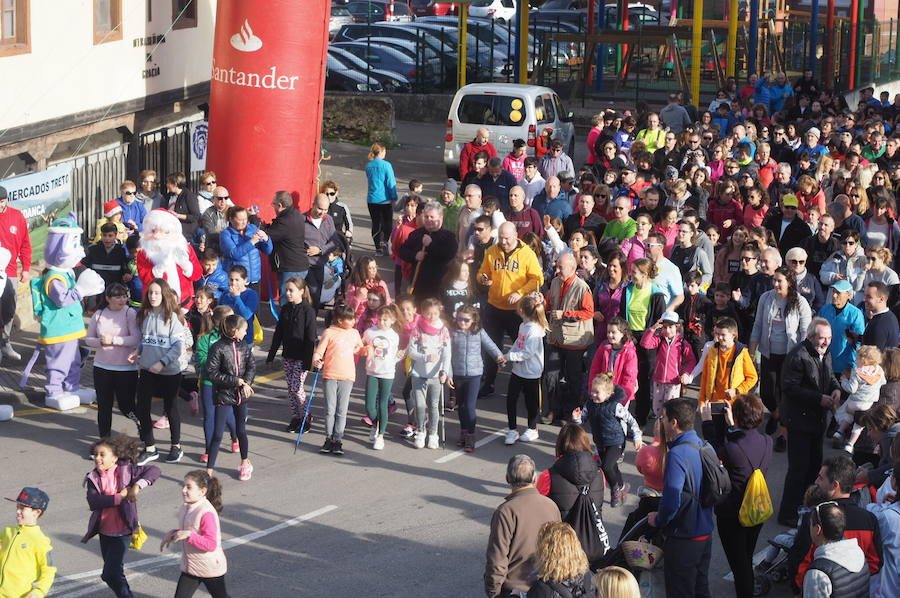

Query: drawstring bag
[253,316,264,345]
[737,444,773,527]
[130,525,147,550]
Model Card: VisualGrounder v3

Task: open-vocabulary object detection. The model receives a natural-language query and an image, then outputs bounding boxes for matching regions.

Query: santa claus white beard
[143,237,185,300]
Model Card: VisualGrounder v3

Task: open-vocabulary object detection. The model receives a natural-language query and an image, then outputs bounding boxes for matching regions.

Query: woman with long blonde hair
[526,522,594,597]
[594,566,641,598]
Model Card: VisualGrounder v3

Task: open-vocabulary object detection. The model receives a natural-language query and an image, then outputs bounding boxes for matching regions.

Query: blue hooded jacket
[655,429,715,539]
[819,302,865,373]
[219,223,273,283]
[196,264,229,300]
[116,196,147,234]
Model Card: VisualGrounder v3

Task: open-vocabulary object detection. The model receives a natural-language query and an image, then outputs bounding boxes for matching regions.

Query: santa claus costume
[137,209,201,308]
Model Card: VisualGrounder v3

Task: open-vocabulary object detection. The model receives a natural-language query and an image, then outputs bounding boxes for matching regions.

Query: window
[0,0,29,57]
[93,0,122,44]
[458,95,526,127]
[172,0,197,29]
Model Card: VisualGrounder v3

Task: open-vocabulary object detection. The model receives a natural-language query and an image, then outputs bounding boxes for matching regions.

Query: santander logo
[230,19,263,52]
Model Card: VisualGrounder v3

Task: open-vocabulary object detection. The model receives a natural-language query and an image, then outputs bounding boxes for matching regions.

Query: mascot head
[45,216,84,270]
[141,209,186,266]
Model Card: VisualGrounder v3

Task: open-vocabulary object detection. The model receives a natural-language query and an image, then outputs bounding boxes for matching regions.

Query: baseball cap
[831,279,853,293]
[660,311,680,324]
[665,166,679,180]
[621,162,637,173]
[442,179,458,194]
[782,194,799,208]
[6,487,49,511]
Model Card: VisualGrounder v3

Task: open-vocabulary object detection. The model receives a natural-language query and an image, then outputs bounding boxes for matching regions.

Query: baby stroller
[595,516,665,582]
[752,532,794,596]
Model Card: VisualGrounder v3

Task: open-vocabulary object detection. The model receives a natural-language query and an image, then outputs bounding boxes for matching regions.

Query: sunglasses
[813,500,839,522]
[842,240,857,245]
[123,191,135,196]
[789,259,806,265]
[473,227,487,232]
[740,256,757,261]
[325,191,337,196]
[204,180,216,185]
[867,256,878,261]
[215,195,229,201]
[648,242,663,247]
[455,316,472,323]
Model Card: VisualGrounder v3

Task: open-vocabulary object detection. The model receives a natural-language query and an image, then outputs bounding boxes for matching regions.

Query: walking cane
[439,380,446,448]
[408,258,424,295]
[294,368,321,453]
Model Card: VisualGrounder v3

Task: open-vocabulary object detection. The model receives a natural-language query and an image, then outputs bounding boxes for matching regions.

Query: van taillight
[445,119,453,142]
[527,124,536,147]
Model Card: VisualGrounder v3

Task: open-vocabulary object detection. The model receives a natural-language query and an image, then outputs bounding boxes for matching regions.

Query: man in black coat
[265,190,309,303]
[778,317,841,526]
[764,194,812,258]
[398,201,458,303]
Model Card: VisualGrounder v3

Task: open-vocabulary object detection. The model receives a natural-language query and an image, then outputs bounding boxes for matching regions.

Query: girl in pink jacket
[640,313,697,416]
[162,470,228,597]
[588,317,638,404]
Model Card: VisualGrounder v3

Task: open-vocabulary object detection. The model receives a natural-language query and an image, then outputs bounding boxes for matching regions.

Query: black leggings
[174,572,229,598]
[367,202,393,248]
[507,373,541,430]
[760,353,786,416]
[598,443,624,490]
[135,370,182,447]
[94,368,138,438]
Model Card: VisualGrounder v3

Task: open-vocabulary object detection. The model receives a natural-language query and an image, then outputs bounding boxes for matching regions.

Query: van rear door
[447,91,529,174]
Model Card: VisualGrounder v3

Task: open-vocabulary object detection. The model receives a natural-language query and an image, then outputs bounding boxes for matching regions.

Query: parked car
[332,41,439,88]
[326,62,384,92]
[443,83,575,178]
[328,47,413,92]
[470,0,517,23]
[350,36,449,89]
[345,0,414,22]
[329,5,355,37]
[410,0,456,16]
[406,22,508,78]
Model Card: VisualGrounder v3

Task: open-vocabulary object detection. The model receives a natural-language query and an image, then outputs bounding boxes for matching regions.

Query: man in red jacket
[0,186,32,360]
[458,128,497,181]
[787,455,882,595]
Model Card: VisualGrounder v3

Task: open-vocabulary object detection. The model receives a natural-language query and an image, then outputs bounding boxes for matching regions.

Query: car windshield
[540,0,570,8]
[458,94,527,127]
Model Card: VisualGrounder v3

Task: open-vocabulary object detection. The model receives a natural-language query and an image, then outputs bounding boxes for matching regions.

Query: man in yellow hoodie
[0,487,55,598]
[477,222,544,396]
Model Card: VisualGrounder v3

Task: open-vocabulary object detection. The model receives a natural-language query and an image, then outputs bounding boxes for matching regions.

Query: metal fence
[65,144,130,241]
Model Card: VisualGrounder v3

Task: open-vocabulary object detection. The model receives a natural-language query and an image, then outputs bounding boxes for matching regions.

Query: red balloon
[206,0,331,221]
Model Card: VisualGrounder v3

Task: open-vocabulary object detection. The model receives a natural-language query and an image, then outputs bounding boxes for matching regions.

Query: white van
[443,83,576,179]
[469,0,517,23]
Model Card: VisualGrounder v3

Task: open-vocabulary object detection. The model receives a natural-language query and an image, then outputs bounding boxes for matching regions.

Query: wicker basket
[622,539,663,570]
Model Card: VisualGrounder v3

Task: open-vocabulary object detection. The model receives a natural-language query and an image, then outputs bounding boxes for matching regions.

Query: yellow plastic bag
[253,316,263,345]
[130,525,148,550]
[739,469,774,527]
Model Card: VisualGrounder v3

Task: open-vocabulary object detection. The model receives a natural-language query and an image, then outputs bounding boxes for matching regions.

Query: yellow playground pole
[691,0,703,104]
[518,0,529,83]
[458,3,469,88]
[727,0,738,77]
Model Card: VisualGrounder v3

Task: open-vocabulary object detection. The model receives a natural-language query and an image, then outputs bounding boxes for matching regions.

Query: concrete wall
[323,94,395,144]
[843,79,900,108]
[386,93,454,124]
[1,0,216,133]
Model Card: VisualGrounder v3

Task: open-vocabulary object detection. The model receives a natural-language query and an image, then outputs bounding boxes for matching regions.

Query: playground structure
[495,0,900,103]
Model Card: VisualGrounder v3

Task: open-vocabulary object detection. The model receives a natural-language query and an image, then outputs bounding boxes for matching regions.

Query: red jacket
[137,246,201,305]
[757,159,778,190]
[640,330,697,384]
[458,140,497,180]
[0,207,31,279]
[707,198,745,239]
[588,340,638,403]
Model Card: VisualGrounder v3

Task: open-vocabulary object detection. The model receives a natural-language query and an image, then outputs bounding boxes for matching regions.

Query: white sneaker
[504,428,520,445]
[414,431,426,449]
[373,436,385,450]
[842,443,854,454]
[426,434,439,449]
[519,428,539,442]
[369,428,377,442]
[2,344,20,360]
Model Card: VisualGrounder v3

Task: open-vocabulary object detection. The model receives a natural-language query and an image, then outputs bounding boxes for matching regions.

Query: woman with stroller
[700,393,772,598]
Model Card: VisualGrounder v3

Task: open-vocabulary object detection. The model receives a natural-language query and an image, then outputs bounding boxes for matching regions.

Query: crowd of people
[5,71,900,598]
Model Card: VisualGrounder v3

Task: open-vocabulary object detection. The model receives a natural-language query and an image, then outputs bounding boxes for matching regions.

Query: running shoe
[238,461,253,481]
[153,416,170,429]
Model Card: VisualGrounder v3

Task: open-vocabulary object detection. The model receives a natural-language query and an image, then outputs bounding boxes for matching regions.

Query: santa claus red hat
[103,200,122,218]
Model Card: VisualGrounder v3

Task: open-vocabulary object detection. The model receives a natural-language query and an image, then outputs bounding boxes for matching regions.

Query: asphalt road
[0,121,822,597]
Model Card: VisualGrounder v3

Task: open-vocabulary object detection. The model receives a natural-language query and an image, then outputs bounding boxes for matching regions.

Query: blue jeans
[279,270,308,305]
[455,375,480,434]
[201,384,235,451]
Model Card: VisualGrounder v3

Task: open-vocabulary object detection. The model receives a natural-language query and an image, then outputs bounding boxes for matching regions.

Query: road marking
[434,429,505,463]
[50,504,339,596]
[255,370,285,384]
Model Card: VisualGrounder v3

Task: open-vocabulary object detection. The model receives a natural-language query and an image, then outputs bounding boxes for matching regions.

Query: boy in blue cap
[0,487,56,597]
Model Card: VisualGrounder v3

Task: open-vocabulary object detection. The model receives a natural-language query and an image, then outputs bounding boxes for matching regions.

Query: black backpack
[564,485,610,568]
[687,441,732,508]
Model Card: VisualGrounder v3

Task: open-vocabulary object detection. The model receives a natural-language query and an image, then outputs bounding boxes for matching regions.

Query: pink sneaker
[200,453,208,464]
[230,441,239,453]
[153,416,169,429]
[238,461,253,481]
[189,392,199,416]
